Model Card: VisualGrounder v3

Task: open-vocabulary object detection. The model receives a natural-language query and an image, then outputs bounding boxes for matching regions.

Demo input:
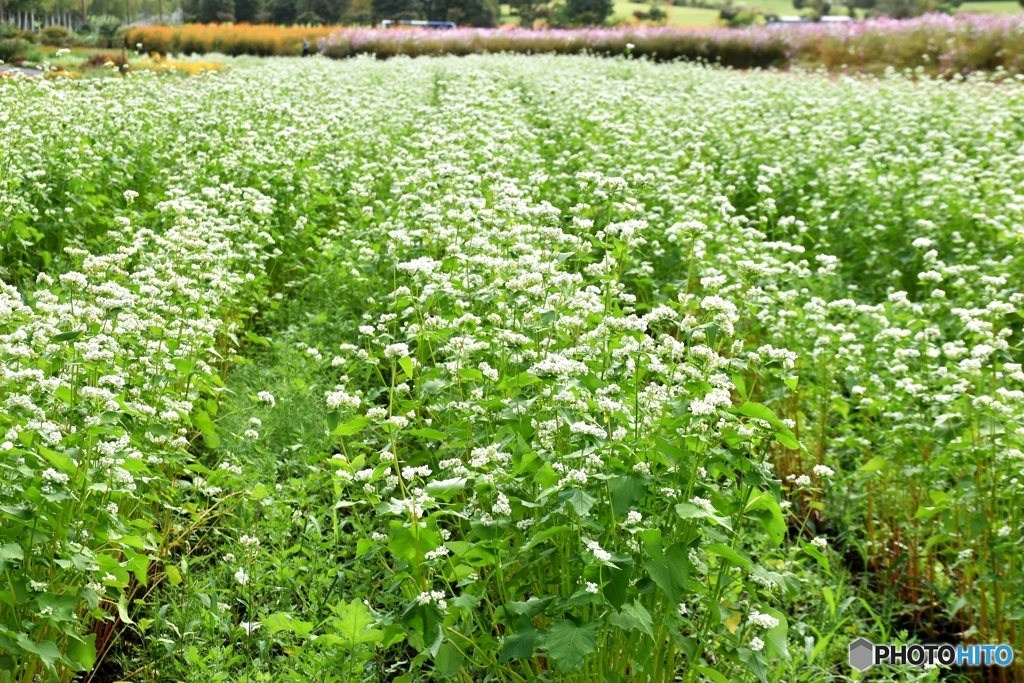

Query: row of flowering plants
[0,185,282,680]
[301,161,823,680]
[127,15,1024,75]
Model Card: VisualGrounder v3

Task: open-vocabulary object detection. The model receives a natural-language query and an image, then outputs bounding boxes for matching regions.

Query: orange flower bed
[127,24,335,57]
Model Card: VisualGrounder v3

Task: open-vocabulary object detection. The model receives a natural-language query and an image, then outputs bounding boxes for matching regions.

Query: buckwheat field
[1,56,1023,683]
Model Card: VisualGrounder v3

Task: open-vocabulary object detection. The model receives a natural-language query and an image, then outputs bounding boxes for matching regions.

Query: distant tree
[197,0,234,20]
[792,0,830,18]
[802,0,962,18]
[560,0,611,25]
[300,0,341,23]
[342,0,371,22]
[507,0,540,24]
[372,0,419,21]
[869,0,959,15]
[182,0,201,20]
[234,0,259,21]
[426,0,494,25]
[270,0,297,22]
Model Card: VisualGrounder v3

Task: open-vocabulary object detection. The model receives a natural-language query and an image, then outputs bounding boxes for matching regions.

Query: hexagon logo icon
[849,638,875,672]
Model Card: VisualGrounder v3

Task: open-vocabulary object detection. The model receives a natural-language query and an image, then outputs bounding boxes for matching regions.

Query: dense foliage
[1,55,1023,682]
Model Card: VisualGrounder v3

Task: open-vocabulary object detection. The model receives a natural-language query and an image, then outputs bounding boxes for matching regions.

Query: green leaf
[602,553,633,609]
[458,367,483,381]
[192,410,219,449]
[737,402,784,428]
[15,635,62,670]
[37,592,79,622]
[399,356,414,378]
[450,593,480,612]
[117,592,134,625]
[332,416,371,436]
[388,520,439,565]
[264,612,314,638]
[165,564,183,586]
[38,446,76,476]
[407,428,446,441]
[608,475,645,518]
[356,538,376,558]
[331,600,383,647]
[559,488,596,516]
[774,431,800,450]
[704,543,752,569]
[51,330,83,343]
[498,622,538,663]
[695,665,731,683]
[645,542,689,604]
[66,634,97,671]
[761,606,789,660]
[738,647,768,683]
[749,565,788,594]
[731,373,748,400]
[738,402,799,449]
[675,501,732,530]
[745,493,786,546]
[859,456,888,473]
[524,525,572,550]
[0,542,24,571]
[543,620,599,674]
[610,600,654,638]
[503,596,553,619]
[433,641,464,678]
[425,477,467,501]
[122,548,150,586]
[250,483,268,501]
[802,542,832,576]
[0,506,34,522]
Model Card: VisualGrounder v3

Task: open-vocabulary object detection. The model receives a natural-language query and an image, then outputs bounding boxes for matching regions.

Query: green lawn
[609,0,1021,26]
[956,0,1021,13]
[612,1,719,25]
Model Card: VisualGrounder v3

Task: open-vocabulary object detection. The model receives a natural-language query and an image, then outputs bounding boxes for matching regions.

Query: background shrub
[40,25,72,46]
[0,38,31,62]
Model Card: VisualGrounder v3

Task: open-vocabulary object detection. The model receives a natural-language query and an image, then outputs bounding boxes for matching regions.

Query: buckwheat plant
[0,186,277,681]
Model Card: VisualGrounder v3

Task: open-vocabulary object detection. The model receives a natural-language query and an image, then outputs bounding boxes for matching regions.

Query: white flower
[384,343,410,359]
[586,541,612,563]
[812,465,834,479]
[811,536,828,550]
[234,568,249,586]
[689,497,715,514]
[626,510,643,525]
[492,492,512,516]
[257,391,275,407]
[748,610,779,629]
[750,637,765,652]
[794,475,811,487]
[585,581,599,594]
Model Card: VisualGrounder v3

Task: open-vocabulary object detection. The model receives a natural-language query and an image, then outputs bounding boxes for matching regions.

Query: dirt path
[0,65,44,77]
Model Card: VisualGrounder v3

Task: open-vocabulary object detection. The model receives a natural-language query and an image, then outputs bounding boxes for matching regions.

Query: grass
[612,2,721,25]
[956,0,1021,13]
[611,0,1021,26]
